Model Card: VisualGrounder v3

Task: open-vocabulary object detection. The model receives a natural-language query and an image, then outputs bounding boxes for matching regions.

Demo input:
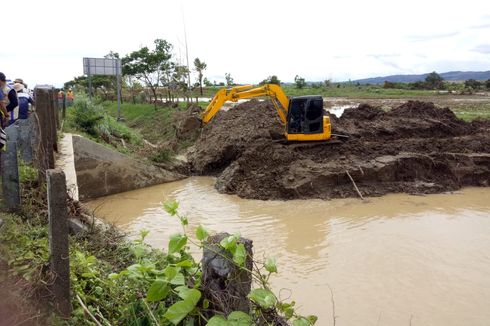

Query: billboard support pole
[116,59,122,121]
[87,63,93,100]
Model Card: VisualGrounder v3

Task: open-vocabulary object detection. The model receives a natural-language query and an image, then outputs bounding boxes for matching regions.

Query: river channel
[86,177,490,326]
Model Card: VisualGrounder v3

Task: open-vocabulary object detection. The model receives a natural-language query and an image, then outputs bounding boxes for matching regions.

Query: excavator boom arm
[201,84,289,124]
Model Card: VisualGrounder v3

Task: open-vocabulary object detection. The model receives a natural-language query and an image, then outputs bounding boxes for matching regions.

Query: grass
[451,103,490,121]
[281,84,437,98]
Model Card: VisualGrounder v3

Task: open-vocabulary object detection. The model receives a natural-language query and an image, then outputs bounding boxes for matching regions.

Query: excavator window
[287,97,324,134]
[287,98,307,134]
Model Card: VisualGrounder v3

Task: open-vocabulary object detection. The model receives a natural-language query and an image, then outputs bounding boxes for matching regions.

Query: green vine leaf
[233,243,246,266]
[168,234,188,254]
[248,288,277,309]
[206,316,228,325]
[164,265,178,280]
[164,201,179,216]
[164,299,196,325]
[220,235,237,251]
[176,259,194,268]
[177,288,201,306]
[196,225,209,241]
[228,311,252,325]
[292,316,317,326]
[146,279,169,302]
[265,257,277,273]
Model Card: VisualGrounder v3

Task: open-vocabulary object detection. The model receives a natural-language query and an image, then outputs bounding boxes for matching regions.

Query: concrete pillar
[1,141,20,211]
[201,232,253,315]
[34,87,55,172]
[46,169,72,317]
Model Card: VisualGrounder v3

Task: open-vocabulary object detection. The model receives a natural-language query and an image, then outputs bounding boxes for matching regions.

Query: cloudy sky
[2,0,490,87]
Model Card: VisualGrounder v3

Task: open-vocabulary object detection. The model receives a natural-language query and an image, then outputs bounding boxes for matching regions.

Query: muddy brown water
[86,177,490,326]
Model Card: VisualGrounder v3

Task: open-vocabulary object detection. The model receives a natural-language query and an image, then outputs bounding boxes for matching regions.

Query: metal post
[116,59,122,121]
[87,63,92,100]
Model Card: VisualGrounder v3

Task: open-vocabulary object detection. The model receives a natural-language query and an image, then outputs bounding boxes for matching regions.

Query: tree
[425,71,444,90]
[259,75,281,85]
[122,39,173,108]
[324,79,331,88]
[203,77,212,87]
[294,75,306,89]
[465,79,482,90]
[193,58,207,96]
[225,73,234,87]
[486,79,490,90]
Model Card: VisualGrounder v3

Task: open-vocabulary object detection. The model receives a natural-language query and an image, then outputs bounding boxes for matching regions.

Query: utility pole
[181,6,191,91]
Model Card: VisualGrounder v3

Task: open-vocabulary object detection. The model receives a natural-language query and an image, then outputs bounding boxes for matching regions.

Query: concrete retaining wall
[71,135,184,201]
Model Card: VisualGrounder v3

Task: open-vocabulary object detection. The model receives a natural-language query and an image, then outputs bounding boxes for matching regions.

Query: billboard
[83,58,121,76]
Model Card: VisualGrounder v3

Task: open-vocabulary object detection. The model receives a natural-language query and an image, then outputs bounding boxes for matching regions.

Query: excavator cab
[285,96,331,141]
[287,96,324,134]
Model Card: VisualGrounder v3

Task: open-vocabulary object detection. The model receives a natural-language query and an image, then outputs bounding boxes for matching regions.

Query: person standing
[14,82,35,162]
[0,74,19,125]
[66,88,74,107]
[0,73,11,127]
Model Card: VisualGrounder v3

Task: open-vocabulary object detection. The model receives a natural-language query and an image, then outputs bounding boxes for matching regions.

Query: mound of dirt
[188,100,490,200]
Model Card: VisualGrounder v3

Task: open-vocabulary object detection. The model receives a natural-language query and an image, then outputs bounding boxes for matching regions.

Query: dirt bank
[188,100,490,200]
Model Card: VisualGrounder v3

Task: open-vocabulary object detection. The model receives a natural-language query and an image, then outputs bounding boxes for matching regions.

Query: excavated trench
[187,100,490,200]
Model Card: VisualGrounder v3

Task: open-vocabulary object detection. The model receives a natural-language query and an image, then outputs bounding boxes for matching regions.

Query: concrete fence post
[201,232,253,315]
[0,141,20,211]
[34,87,56,174]
[46,169,72,317]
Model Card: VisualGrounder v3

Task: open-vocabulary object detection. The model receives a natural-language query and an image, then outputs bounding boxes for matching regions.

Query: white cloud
[2,0,490,87]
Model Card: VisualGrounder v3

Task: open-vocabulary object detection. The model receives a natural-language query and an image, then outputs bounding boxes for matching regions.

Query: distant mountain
[352,71,490,84]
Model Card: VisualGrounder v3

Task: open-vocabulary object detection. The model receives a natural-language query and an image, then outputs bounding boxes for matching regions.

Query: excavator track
[273,134,348,149]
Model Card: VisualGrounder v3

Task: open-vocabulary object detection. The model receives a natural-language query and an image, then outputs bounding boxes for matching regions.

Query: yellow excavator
[201,84,332,141]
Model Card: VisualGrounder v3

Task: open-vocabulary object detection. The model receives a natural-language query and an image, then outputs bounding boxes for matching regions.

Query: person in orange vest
[66,88,74,107]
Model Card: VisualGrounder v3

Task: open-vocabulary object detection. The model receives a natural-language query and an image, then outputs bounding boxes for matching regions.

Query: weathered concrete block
[71,135,184,201]
[201,232,253,315]
[68,217,89,234]
[1,141,20,211]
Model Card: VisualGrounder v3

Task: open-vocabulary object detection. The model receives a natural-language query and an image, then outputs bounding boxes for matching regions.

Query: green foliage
[207,311,252,325]
[194,58,207,96]
[259,75,281,86]
[123,39,173,106]
[196,225,209,242]
[464,79,482,90]
[225,73,234,87]
[248,288,277,309]
[67,95,142,148]
[265,257,277,274]
[425,71,444,90]
[72,95,103,136]
[151,148,174,163]
[294,75,307,89]
[18,160,37,183]
[486,79,490,90]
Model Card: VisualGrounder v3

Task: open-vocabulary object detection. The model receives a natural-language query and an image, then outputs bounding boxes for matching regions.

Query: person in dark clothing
[0,73,19,125]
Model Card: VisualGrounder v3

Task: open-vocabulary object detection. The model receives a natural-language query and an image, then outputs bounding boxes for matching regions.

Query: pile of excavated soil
[188,100,490,200]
